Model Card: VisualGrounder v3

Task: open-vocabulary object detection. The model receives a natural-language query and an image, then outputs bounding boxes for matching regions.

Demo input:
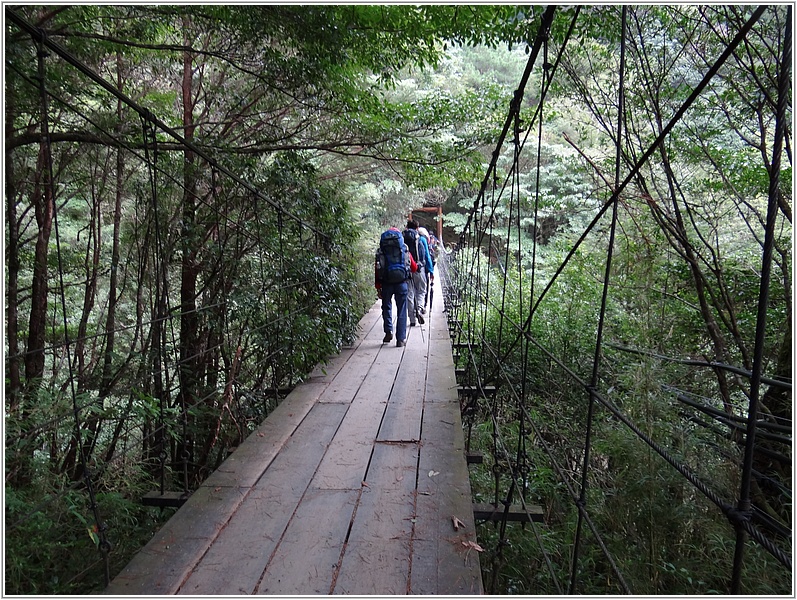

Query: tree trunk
[5,89,21,415]
[102,59,126,398]
[25,94,55,402]
[177,17,201,483]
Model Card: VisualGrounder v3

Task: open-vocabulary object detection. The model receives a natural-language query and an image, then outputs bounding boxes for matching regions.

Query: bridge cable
[35,33,113,585]
[5,8,330,243]
[480,5,769,384]
[730,4,792,593]
[448,3,783,592]
[569,5,627,594]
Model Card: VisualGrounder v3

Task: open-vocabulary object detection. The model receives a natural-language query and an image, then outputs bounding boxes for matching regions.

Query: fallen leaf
[452,516,466,531]
[257,432,265,437]
[462,540,484,552]
[428,470,440,478]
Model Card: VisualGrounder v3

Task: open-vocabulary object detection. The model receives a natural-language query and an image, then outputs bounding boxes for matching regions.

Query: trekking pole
[425,271,430,310]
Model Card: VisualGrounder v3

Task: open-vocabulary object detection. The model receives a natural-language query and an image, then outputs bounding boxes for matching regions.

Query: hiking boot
[396,339,406,347]
[383,332,393,343]
[417,313,425,325]
[410,321,416,327]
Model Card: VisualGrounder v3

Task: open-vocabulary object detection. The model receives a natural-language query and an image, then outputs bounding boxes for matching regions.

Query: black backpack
[403,228,423,268]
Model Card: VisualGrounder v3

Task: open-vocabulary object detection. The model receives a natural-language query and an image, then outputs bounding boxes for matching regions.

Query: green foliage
[5,482,175,594]
[5,3,791,596]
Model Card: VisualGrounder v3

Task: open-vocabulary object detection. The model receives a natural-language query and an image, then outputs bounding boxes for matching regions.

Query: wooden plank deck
[105,282,483,595]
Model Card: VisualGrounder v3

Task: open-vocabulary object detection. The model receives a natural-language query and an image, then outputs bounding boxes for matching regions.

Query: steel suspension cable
[569,6,627,593]
[6,9,330,243]
[520,6,767,326]
[483,4,769,376]
[36,35,112,585]
[459,5,557,248]
[730,4,792,593]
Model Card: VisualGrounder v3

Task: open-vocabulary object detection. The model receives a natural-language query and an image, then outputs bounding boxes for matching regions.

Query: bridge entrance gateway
[105,272,483,595]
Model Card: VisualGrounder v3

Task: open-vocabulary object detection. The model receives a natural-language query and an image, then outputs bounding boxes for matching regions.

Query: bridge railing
[5,8,365,591]
[440,5,791,595]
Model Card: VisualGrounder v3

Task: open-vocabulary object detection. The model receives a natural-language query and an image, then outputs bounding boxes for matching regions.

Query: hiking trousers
[381,280,408,342]
[407,266,427,324]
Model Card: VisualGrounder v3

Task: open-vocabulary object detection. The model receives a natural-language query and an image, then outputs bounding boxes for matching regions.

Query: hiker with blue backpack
[403,220,434,326]
[375,226,418,347]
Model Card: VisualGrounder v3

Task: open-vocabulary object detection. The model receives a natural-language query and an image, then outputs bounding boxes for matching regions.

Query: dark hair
[406,219,419,229]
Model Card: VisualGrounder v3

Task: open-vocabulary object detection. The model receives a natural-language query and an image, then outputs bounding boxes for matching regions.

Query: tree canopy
[4,4,791,595]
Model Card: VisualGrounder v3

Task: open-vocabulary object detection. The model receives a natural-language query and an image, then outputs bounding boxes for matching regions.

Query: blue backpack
[378,229,409,284]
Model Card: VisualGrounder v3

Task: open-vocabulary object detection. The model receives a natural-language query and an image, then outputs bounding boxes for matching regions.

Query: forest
[4,5,792,595]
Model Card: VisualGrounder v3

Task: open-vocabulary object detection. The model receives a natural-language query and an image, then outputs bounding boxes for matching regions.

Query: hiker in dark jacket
[375,227,418,347]
[403,220,433,326]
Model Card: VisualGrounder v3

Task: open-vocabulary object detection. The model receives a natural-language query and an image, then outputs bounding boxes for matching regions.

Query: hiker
[375,226,417,347]
[403,220,434,326]
[417,226,435,312]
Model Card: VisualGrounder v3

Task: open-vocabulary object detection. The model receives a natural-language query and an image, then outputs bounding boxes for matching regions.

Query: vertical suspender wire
[513,84,566,587]
[496,162,514,364]
[212,167,230,417]
[488,106,526,595]
[518,33,549,502]
[465,177,499,454]
[484,8,580,388]
[730,5,791,594]
[511,36,562,593]
[276,209,289,392]
[569,6,628,595]
[526,36,547,318]
[477,189,494,389]
[142,114,175,496]
[464,196,481,369]
[473,189,485,389]
[253,187,269,403]
[36,36,112,584]
[486,181,503,595]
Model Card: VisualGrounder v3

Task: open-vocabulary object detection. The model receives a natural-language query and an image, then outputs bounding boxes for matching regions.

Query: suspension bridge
[5,5,791,596]
[105,274,487,595]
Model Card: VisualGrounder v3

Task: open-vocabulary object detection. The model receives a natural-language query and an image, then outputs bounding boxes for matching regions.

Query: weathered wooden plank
[317,344,380,404]
[255,488,359,595]
[305,306,381,382]
[318,304,400,403]
[313,341,403,490]
[411,371,483,594]
[424,342,458,405]
[466,451,484,464]
[311,398,385,490]
[178,403,349,595]
[376,325,428,443]
[105,484,247,595]
[201,381,327,489]
[332,442,418,595]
